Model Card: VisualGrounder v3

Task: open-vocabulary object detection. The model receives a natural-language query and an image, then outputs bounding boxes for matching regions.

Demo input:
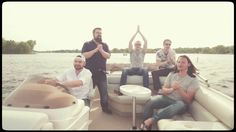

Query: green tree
[4,40,16,54]
[2,38,36,54]
[212,45,227,54]
[26,40,36,52]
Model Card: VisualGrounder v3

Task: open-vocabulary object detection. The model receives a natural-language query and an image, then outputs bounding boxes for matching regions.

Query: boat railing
[195,73,210,87]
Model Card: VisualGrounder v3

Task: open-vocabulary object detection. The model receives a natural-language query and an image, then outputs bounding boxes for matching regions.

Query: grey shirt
[130,49,145,68]
[165,72,200,101]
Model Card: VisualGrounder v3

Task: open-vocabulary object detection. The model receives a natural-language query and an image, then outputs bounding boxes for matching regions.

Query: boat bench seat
[3,109,53,130]
[107,73,166,92]
[107,74,166,117]
[157,86,234,130]
[107,73,234,130]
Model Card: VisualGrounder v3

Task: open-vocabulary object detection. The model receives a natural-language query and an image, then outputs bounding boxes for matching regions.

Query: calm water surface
[2,53,234,100]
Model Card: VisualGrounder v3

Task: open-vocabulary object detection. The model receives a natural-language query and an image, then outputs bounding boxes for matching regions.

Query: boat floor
[88,91,144,130]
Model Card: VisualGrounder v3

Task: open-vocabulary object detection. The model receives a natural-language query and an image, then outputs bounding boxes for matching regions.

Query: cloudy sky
[2,2,234,51]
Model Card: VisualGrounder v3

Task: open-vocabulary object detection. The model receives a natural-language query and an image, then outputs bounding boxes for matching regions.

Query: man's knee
[122,68,129,75]
[175,101,187,112]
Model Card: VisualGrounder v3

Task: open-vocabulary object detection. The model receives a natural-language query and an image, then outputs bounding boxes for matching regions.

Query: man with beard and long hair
[140,55,200,130]
[43,55,92,107]
[82,27,112,114]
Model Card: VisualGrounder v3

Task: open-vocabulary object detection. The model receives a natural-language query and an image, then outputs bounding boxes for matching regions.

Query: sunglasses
[164,43,171,46]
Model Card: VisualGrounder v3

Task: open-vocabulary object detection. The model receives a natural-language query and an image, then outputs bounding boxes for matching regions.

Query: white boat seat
[107,74,166,116]
[3,109,53,130]
[108,87,150,117]
[157,87,234,130]
[158,120,229,130]
[107,74,164,91]
[3,83,78,109]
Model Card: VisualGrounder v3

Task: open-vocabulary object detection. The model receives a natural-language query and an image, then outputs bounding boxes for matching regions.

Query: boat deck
[88,90,144,130]
[88,70,165,130]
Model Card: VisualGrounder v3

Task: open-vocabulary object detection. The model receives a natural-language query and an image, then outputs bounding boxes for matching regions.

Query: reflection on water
[2,53,234,100]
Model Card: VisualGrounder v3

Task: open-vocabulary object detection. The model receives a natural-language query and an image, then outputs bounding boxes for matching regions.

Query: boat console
[2,74,90,130]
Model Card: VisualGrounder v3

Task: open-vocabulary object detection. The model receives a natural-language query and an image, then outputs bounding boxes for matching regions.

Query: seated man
[151,39,176,92]
[43,55,92,107]
[140,55,200,130]
[120,25,149,89]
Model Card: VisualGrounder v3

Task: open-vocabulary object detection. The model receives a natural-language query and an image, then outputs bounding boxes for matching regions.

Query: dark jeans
[151,68,173,91]
[120,67,149,88]
[92,71,109,110]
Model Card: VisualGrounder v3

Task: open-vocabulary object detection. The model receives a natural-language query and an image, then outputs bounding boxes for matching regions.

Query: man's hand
[97,44,103,52]
[167,49,176,64]
[44,79,57,86]
[172,81,181,90]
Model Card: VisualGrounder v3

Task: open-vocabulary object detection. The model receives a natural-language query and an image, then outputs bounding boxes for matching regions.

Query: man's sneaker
[102,108,112,114]
[114,89,123,96]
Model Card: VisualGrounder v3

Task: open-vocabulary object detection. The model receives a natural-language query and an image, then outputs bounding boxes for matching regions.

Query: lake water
[2,53,234,100]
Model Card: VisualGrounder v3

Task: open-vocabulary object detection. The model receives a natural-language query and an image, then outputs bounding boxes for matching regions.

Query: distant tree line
[37,49,80,53]
[37,45,234,54]
[2,38,36,54]
[3,38,233,54]
[36,45,233,54]
[111,45,234,54]
[174,45,234,54]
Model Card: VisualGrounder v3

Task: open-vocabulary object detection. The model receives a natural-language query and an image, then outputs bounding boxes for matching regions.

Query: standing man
[120,25,149,88]
[82,27,112,114]
[151,39,176,92]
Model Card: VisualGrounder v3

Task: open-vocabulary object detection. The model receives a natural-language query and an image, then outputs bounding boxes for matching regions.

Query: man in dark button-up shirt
[82,27,112,114]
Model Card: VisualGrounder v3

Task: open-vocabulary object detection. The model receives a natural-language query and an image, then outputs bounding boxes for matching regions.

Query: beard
[94,35,102,43]
[74,65,83,71]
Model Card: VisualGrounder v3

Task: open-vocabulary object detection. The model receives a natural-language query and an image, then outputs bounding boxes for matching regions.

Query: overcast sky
[2,2,234,51]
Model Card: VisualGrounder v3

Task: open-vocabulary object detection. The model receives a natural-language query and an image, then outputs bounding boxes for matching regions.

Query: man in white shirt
[44,55,92,107]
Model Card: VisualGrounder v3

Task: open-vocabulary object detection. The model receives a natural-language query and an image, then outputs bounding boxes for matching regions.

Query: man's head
[93,27,102,43]
[73,55,86,71]
[176,55,191,72]
[134,41,142,50]
[176,55,197,76]
[163,39,172,51]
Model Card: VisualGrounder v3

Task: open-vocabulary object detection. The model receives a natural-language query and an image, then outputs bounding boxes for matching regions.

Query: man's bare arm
[60,80,83,88]
[156,60,168,69]
[129,30,138,52]
[98,44,111,59]
[82,48,99,59]
[139,29,147,51]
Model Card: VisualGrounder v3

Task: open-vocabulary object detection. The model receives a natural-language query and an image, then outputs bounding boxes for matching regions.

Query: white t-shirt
[56,68,92,99]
